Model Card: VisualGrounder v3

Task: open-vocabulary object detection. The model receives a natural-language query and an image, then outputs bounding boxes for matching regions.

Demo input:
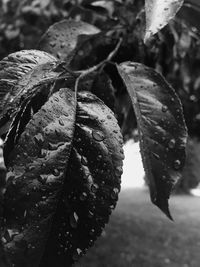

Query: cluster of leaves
[0,0,195,266]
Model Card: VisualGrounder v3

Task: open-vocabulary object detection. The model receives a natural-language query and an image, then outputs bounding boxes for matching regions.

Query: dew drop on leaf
[162,105,168,112]
[91,183,99,193]
[79,192,87,201]
[92,131,105,142]
[72,248,82,261]
[168,139,176,149]
[70,212,79,229]
[174,159,181,170]
[52,169,60,176]
[111,188,119,199]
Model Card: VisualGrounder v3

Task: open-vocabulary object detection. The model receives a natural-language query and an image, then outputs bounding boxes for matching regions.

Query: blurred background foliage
[0,0,200,192]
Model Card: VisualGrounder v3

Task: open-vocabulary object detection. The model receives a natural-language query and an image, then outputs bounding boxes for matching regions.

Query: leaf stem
[74,37,122,95]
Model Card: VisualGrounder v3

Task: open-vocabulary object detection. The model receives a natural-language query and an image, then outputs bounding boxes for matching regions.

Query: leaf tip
[153,197,174,221]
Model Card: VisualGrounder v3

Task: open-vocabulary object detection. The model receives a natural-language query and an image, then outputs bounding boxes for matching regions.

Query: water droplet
[111,188,119,199]
[39,149,46,158]
[80,192,87,201]
[70,212,79,228]
[54,97,59,102]
[115,166,123,176]
[91,183,99,193]
[162,105,168,113]
[174,160,181,170]
[52,169,60,176]
[60,42,65,49]
[50,42,56,47]
[152,152,160,160]
[59,118,64,126]
[34,133,44,146]
[168,139,176,149]
[73,248,82,261]
[92,131,105,142]
[87,210,94,219]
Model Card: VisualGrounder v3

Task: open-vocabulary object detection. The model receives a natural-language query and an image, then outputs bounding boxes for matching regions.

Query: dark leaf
[144,0,184,43]
[38,19,100,62]
[0,50,64,138]
[3,88,124,266]
[177,0,200,32]
[117,62,187,219]
[3,88,76,267]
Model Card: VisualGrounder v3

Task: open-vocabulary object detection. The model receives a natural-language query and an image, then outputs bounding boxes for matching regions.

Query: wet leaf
[117,62,187,219]
[144,0,184,43]
[0,50,64,138]
[3,88,76,267]
[38,19,100,62]
[3,88,124,266]
[40,91,124,267]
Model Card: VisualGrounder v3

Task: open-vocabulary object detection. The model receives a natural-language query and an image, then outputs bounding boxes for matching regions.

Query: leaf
[0,50,64,138]
[178,0,200,32]
[2,89,124,266]
[38,19,100,62]
[117,62,187,219]
[144,0,184,43]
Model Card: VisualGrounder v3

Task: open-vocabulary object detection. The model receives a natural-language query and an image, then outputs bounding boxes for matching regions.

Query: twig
[74,37,123,95]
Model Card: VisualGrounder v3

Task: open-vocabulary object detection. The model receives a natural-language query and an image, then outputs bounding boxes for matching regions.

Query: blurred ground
[75,188,200,267]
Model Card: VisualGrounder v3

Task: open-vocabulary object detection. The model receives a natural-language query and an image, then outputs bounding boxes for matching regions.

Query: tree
[0,0,198,266]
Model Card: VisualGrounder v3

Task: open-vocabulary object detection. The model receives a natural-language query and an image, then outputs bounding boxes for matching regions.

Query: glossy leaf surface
[2,88,124,267]
[38,19,100,62]
[3,88,76,267]
[0,50,62,138]
[144,0,184,43]
[117,62,187,219]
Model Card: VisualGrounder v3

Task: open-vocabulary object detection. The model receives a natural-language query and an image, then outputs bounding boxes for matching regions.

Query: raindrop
[39,149,46,158]
[111,188,119,199]
[152,152,160,160]
[174,160,181,170]
[91,184,99,193]
[60,42,65,48]
[86,174,93,184]
[115,166,123,176]
[70,212,79,229]
[73,248,82,261]
[50,42,56,47]
[88,211,94,218]
[59,118,64,126]
[168,139,176,149]
[162,105,168,113]
[92,131,105,142]
[80,192,87,201]
[52,169,60,176]
[54,97,59,102]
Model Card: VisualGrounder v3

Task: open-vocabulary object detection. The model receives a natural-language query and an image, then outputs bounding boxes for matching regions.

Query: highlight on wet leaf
[2,85,124,266]
[0,50,65,139]
[144,0,184,43]
[117,61,188,219]
[38,19,100,62]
